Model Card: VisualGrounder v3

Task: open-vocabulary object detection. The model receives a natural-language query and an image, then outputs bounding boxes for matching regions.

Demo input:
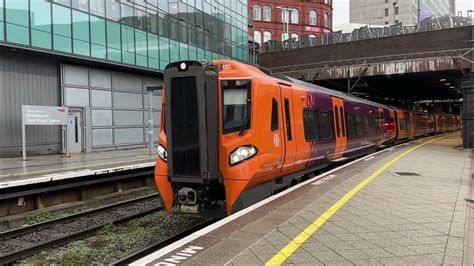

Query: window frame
[346,113,356,137]
[334,106,340,138]
[319,110,333,140]
[303,108,318,141]
[263,5,271,21]
[271,98,279,131]
[340,106,346,137]
[290,8,298,24]
[284,99,292,141]
[253,4,261,21]
[221,80,252,135]
[263,31,271,43]
[309,10,317,26]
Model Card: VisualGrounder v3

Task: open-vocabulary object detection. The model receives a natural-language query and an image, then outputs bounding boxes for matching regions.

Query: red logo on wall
[57,108,66,113]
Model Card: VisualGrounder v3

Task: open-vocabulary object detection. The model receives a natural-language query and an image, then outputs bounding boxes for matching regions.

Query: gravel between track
[0,197,161,258]
[21,212,207,264]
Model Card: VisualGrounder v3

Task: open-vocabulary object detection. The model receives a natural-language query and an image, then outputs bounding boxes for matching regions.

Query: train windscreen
[221,80,251,135]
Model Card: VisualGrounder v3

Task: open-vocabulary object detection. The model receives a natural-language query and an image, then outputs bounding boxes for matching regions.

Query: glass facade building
[0,0,249,71]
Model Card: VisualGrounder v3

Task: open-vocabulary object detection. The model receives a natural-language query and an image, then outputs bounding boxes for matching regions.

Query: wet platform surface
[135,133,473,265]
[0,149,156,188]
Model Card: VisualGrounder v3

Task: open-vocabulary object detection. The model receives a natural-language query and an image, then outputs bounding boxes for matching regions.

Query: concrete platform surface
[134,133,472,265]
[0,149,156,189]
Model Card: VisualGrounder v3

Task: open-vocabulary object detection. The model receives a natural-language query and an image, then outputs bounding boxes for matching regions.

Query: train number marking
[155,245,204,265]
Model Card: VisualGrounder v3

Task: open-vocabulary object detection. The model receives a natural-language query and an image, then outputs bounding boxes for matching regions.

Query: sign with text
[22,105,68,125]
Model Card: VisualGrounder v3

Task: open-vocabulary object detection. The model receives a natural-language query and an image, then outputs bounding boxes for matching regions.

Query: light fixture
[440,79,446,82]
[450,86,455,89]
[445,83,450,86]
[229,146,258,165]
[157,145,167,162]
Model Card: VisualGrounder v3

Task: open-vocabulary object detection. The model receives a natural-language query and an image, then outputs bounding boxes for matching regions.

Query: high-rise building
[350,0,455,26]
[248,0,333,46]
[0,0,248,158]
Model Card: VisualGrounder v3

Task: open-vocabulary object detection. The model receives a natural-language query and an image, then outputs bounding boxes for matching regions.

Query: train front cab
[155,60,314,216]
[154,61,224,216]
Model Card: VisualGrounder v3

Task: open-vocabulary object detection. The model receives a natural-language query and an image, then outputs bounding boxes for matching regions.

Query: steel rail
[0,193,160,241]
[0,194,163,265]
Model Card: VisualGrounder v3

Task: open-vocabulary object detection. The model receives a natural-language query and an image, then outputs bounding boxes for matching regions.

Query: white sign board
[22,105,68,125]
[21,105,68,160]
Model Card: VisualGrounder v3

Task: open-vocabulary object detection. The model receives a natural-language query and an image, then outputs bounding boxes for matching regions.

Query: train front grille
[170,76,201,177]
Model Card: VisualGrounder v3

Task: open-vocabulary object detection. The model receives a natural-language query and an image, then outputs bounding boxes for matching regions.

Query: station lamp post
[275,6,290,47]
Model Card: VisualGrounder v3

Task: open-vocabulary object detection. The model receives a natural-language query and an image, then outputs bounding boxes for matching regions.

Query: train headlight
[229,146,257,165]
[157,145,167,162]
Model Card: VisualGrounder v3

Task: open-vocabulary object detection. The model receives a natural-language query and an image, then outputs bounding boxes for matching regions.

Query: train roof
[272,75,391,109]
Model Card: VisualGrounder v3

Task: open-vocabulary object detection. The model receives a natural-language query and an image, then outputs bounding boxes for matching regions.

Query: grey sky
[333,0,474,25]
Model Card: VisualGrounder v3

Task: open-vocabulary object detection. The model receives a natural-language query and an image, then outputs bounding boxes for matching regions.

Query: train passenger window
[398,118,404,130]
[334,106,340,138]
[221,80,251,134]
[284,99,292,140]
[303,109,318,141]
[319,110,333,139]
[362,115,369,135]
[271,98,279,131]
[346,114,356,137]
[368,115,377,134]
[356,115,364,136]
[340,107,346,137]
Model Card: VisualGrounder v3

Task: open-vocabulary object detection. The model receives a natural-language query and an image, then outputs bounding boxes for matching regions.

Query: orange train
[154,60,460,217]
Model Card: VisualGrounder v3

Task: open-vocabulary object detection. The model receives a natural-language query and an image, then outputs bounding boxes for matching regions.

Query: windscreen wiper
[238,99,250,136]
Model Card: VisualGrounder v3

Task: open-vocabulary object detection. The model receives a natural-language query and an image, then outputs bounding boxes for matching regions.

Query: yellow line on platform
[265,136,444,266]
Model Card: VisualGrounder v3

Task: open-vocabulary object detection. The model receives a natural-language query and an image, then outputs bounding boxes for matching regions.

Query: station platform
[134,133,473,265]
[0,149,156,189]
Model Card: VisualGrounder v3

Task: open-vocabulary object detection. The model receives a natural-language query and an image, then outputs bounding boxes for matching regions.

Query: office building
[249,0,332,45]
[350,0,455,26]
[0,0,248,157]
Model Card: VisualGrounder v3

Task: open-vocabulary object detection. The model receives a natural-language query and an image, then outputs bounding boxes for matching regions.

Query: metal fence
[260,15,472,53]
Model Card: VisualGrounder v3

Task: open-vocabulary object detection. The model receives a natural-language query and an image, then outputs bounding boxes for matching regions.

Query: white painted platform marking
[311,174,336,185]
[363,156,375,161]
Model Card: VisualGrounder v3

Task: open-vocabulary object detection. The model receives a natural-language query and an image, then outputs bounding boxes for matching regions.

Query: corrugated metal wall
[0,51,61,157]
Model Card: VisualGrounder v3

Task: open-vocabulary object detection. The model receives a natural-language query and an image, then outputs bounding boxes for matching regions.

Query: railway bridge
[259,25,474,148]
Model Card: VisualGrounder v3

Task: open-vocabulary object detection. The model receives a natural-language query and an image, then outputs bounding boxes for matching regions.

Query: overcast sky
[333,0,474,26]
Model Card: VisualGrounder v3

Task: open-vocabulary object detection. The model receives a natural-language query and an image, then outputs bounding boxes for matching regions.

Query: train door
[67,110,83,153]
[331,97,347,160]
[279,84,297,173]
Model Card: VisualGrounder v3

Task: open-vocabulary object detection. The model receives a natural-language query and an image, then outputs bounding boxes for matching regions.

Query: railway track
[0,193,162,265]
[113,217,219,265]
